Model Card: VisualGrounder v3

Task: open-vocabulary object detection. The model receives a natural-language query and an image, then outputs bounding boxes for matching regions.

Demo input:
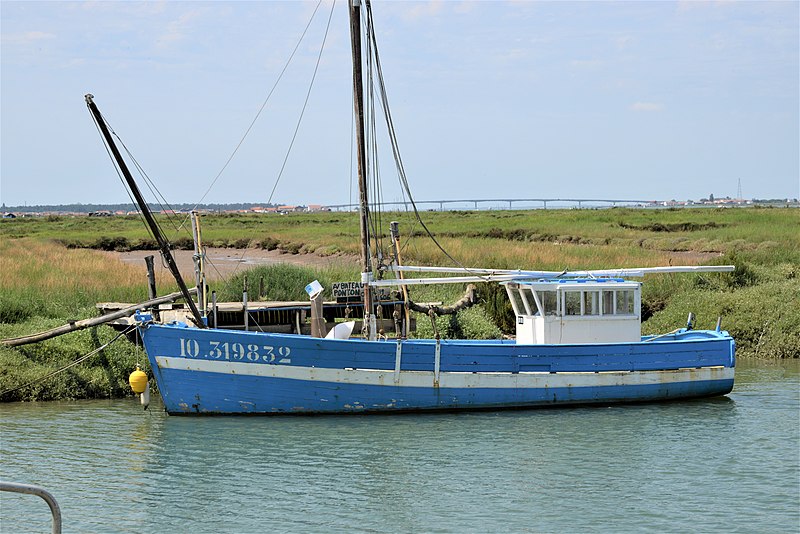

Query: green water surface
[1,359,798,533]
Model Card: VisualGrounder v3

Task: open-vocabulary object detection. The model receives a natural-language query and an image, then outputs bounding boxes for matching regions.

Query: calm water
[1,359,798,533]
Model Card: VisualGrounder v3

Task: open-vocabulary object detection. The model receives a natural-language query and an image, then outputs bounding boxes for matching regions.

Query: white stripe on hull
[155,356,734,389]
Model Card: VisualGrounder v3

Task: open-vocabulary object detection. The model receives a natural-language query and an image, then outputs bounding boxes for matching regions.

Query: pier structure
[326,198,652,212]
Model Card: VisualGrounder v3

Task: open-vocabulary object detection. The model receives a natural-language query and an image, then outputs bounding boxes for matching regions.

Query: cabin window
[584,291,599,315]
[616,289,634,315]
[602,290,614,315]
[521,288,537,316]
[564,291,582,316]
[541,291,558,315]
[508,289,524,316]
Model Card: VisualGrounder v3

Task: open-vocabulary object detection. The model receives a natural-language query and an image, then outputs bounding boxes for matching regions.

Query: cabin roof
[503,278,640,289]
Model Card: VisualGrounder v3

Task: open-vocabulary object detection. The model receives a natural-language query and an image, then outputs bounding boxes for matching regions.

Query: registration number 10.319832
[178,338,291,363]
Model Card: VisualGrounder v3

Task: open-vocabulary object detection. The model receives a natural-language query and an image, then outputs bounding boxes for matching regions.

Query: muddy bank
[118,248,359,281]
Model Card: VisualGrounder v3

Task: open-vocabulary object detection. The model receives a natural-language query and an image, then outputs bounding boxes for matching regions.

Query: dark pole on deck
[349,0,375,339]
[85,94,205,328]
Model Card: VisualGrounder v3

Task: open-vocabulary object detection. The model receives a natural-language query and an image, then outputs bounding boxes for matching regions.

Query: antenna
[737,178,743,200]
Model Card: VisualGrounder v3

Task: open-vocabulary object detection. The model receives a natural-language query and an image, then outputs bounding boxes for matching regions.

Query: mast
[349,0,376,339]
[85,94,206,328]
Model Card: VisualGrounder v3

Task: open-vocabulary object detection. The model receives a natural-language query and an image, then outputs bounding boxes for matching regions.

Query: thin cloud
[570,59,603,69]
[630,102,665,112]
[615,35,635,50]
[676,0,736,13]
[2,31,56,45]
[156,9,204,48]
[402,1,445,22]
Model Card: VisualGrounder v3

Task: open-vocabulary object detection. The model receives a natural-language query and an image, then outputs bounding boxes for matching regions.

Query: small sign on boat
[332,282,393,303]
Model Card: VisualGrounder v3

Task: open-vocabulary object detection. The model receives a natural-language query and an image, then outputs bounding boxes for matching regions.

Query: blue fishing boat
[87,0,734,414]
[133,275,734,414]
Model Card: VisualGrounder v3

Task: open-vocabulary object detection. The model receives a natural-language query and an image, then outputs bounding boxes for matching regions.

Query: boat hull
[139,322,735,415]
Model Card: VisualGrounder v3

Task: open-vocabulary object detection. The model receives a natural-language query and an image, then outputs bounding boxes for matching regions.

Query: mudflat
[118,248,358,281]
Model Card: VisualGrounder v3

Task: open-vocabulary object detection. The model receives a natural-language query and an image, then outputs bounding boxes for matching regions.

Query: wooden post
[144,255,159,321]
[144,255,157,300]
[310,294,327,338]
[389,221,410,339]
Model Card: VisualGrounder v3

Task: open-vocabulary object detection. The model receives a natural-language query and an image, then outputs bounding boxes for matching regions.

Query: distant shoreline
[3,198,799,217]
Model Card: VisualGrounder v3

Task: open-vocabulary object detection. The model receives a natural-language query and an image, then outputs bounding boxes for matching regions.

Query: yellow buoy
[129,367,148,394]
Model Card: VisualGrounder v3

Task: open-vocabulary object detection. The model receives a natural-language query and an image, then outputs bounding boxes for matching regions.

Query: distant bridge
[325,198,654,211]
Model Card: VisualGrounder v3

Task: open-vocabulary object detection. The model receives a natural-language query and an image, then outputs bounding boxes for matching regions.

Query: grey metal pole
[212,291,218,329]
[243,290,249,332]
[0,481,62,534]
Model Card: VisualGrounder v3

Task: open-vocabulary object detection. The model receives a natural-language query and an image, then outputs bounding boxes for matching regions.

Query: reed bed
[4,207,798,262]
[0,239,158,401]
[1,207,797,402]
[399,237,675,270]
[0,238,156,321]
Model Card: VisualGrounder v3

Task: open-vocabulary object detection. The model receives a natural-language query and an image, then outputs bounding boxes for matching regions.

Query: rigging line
[89,111,152,238]
[349,88,355,213]
[225,1,336,286]
[91,109,198,288]
[0,326,136,398]
[101,112,182,232]
[125,153,182,234]
[363,11,385,268]
[265,0,337,206]
[126,155,182,238]
[176,0,325,234]
[96,107,184,237]
[366,8,487,281]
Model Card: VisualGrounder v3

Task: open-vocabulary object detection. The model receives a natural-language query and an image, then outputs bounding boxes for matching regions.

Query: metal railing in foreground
[0,480,62,534]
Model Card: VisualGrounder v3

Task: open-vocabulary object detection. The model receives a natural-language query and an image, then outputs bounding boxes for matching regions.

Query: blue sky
[1,0,798,207]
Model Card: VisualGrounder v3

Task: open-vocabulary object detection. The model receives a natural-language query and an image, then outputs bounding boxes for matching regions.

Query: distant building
[277,205,305,213]
[306,204,329,212]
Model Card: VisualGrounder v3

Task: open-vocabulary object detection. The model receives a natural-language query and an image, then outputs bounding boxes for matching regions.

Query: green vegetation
[217,264,357,303]
[0,238,158,401]
[0,320,145,401]
[1,206,798,402]
[3,206,796,262]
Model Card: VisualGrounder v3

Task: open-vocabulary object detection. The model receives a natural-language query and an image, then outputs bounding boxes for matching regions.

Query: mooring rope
[0,325,136,398]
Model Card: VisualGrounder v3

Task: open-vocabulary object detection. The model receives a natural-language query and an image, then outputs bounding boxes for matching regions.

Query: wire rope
[220,0,337,290]
[0,326,136,398]
[177,0,326,230]
[365,3,488,280]
[265,0,337,206]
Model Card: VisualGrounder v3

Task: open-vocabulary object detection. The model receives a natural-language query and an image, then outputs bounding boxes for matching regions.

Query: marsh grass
[0,239,158,401]
[1,207,797,401]
[643,278,800,358]
[214,263,359,302]
[0,238,167,322]
[4,207,798,262]
[0,318,148,401]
